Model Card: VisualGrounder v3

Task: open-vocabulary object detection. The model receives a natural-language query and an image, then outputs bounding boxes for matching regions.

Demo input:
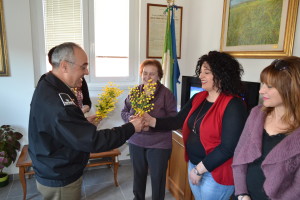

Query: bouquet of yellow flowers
[96,82,123,119]
[129,80,157,116]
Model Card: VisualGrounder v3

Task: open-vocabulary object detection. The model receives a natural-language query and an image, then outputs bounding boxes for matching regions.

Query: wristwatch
[193,167,203,176]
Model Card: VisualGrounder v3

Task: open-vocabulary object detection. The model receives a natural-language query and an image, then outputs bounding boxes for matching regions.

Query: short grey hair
[51,42,82,68]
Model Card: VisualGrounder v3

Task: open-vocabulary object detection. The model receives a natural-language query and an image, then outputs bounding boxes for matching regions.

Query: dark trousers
[129,143,172,200]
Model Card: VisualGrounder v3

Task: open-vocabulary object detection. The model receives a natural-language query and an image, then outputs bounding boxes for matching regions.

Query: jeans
[188,161,234,200]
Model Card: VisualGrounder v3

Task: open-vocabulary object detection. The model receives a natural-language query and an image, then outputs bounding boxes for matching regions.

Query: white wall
[1,0,300,174]
[0,0,34,174]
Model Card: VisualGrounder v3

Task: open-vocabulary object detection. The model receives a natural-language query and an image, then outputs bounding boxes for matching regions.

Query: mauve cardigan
[232,105,300,200]
[121,82,177,149]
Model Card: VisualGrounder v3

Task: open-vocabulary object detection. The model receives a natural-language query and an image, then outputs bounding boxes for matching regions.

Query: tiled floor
[0,160,176,200]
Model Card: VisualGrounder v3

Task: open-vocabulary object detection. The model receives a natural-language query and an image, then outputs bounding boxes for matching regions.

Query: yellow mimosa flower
[96,82,123,119]
[128,79,157,116]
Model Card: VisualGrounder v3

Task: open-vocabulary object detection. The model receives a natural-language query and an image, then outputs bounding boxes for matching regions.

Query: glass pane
[94,0,129,77]
[94,0,129,56]
[95,58,129,77]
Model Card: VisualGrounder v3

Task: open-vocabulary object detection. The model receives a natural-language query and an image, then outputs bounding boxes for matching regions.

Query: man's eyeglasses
[65,60,88,70]
[271,59,289,71]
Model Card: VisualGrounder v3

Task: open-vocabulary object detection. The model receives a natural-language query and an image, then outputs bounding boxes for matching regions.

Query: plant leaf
[13,132,23,140]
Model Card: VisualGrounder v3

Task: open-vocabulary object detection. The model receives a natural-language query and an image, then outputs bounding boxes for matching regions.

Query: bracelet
[193,167,203,176]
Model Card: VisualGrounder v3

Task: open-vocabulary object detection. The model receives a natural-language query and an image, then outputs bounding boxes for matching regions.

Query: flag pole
[167,0,174,6]
[163,0,180,100]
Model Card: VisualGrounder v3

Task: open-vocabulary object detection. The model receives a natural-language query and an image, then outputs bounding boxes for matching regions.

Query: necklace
[192,100,207,134]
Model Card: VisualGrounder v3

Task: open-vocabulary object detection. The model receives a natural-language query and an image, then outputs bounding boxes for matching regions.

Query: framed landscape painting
[220,0,299,58]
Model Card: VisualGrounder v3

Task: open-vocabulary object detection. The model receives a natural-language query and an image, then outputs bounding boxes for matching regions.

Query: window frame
[30,0,140,90]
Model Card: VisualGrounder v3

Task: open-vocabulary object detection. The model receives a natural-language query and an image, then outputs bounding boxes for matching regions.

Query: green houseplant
[0,125,23,187]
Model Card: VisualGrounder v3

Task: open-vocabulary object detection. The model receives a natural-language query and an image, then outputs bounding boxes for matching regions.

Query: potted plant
[0,125,23,187]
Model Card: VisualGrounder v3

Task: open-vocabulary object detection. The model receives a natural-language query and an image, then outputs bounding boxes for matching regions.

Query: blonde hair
[260,56,300,132]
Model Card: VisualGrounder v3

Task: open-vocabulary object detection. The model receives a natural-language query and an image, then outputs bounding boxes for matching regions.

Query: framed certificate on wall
[146,4,182,58]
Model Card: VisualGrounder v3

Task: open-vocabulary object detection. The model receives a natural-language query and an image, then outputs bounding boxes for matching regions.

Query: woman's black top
[155,94,247,172]
[246,129,286,200]
[186,100,212,165]
[81,77,91,107]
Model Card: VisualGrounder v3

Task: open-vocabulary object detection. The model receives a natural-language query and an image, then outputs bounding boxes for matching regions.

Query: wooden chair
[16,145,121,200]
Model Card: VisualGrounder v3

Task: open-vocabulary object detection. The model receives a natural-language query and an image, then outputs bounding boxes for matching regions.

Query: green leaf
[0,125,23,169]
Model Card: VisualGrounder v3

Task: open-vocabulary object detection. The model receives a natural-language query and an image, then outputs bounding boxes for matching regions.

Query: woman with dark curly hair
[143,51,248,200]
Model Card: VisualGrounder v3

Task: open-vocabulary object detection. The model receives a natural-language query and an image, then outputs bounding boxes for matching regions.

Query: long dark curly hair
[195,51,244,96]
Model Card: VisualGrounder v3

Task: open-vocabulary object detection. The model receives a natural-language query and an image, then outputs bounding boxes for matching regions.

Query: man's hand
[129,115,136,121]
[129,115,149,132]
[81,105,90,114]
[142,126,150,131]
[86,115,101,126]
[130,116,145,132]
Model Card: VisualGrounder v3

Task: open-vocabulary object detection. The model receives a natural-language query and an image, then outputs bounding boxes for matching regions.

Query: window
[30,0,139,87]
[43,0,83,72]
[94,0,129,77]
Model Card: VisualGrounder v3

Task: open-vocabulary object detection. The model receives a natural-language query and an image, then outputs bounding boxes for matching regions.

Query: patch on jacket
[59,93,76,106]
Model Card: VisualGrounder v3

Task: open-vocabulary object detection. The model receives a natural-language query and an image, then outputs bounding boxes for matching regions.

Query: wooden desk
[16,145,121,200]
[166,130,193,200]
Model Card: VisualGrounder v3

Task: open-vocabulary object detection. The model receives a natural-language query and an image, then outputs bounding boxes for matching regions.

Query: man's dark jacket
[29,72,135,187]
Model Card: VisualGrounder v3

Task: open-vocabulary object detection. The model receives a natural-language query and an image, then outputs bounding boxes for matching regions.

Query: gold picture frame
[0,0,9,76]
[220,0,299,58]
[146,3,183,58]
